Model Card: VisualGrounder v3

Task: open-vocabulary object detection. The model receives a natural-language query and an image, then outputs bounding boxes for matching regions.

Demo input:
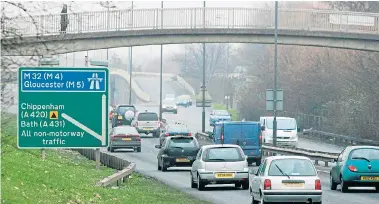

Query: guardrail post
[325,161,329,167]
[95,148,100,169]
[314,160,319,166]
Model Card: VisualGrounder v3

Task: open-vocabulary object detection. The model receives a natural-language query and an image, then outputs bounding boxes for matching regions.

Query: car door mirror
[261,126,265,131]
[297,127,301,132]
[210,113,213,115]
[333,158,338,162]
[162,119,167,123]
[250,168,258,175]
[155,145,161,149]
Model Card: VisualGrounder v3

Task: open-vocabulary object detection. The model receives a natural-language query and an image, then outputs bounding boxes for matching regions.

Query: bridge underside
[2,29,379,56]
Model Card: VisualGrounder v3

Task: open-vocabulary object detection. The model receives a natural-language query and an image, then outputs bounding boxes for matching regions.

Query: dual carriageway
[4,73,378,203]
[103,75,378,204]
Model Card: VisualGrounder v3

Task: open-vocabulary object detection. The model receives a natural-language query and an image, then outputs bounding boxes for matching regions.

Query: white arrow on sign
[61,94,106,145]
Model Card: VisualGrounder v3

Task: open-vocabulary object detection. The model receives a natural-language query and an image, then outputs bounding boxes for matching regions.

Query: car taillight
[263,179,271,190]
[165,133,169,136]
[188,133,192,136]
[348,165,357,172]
[315,179,321,190]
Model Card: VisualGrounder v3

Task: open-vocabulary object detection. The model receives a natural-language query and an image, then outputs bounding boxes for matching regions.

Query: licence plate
[176,158,189,162]
[282,183,304,187]
[215,173,235,178]
[122,138,132,141]
[361,176,379,181]
[118,116,123,119]
[143,128,153,130]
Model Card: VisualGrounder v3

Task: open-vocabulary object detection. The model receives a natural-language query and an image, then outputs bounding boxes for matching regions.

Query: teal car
[330,145,379,192]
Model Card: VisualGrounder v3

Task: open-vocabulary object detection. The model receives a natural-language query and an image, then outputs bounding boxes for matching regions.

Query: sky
[2,1,322,72]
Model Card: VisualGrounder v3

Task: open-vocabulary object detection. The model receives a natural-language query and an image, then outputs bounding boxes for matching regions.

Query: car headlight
[174,105,177,109]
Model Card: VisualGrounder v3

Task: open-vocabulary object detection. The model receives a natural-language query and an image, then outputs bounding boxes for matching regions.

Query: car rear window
[137,113,158,121]
[350,148,379,160]
[204,147,244,162]
[168,125,189,133]
[214,110,229,116]
[268,159,316,176]
[168,137,198,148]
[114,126,138,135]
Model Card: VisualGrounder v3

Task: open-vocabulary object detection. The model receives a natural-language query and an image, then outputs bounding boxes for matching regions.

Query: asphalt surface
[120,75,378,204]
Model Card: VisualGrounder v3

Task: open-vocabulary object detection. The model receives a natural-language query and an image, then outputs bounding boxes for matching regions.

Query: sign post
[18,67,109,152]
[266,89,283,149]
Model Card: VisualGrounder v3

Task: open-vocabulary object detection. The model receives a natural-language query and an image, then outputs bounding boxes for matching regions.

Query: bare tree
[327,1,379,12]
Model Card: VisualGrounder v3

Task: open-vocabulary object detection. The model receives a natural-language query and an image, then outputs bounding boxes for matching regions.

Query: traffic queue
[108,104,379,204]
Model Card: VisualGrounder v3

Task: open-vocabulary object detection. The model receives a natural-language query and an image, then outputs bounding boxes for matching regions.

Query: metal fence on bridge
[3,8,379,37]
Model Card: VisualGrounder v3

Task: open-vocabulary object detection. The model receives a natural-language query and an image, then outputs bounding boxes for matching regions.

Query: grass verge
[1,113,210,204]
[211,103,240,121]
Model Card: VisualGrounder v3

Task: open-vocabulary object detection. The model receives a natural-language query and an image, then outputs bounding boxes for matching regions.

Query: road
[113,75,378,204]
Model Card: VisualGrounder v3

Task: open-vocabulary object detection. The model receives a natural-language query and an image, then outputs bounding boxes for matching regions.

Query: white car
[190,144,250,191]
[249,156,322,204]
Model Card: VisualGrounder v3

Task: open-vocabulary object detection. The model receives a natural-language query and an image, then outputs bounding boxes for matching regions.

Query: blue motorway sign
[18,67,109,149]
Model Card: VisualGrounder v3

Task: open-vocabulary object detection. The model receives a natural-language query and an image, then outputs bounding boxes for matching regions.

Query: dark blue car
[212,121,262,166]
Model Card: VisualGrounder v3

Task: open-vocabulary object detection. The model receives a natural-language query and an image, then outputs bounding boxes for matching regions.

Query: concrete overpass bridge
[2,8,379,56]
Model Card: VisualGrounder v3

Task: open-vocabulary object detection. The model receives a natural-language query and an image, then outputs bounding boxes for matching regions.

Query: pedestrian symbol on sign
[88,73,103,90]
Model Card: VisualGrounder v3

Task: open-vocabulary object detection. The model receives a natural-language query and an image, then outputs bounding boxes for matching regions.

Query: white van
[260,116,299,147]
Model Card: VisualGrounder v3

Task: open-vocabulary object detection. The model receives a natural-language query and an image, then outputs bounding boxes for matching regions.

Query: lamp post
[159,1,164,121]
[273,1,279,147]
[201,1,206,132]
[128,1,134,104]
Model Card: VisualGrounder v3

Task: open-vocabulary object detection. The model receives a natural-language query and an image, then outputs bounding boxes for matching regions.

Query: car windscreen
[137,113,158,121]
[350,148,379,160]
[168,125,189,133]
[164,99,176,105]
[266,118,296,130]
[214,110,229,116]
[168,137,198,148]
[204,147,244,162]
[268,159,316,176]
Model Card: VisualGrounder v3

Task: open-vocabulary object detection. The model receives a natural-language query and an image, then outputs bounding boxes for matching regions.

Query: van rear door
[240,123,261,157]
[222,123,241,144]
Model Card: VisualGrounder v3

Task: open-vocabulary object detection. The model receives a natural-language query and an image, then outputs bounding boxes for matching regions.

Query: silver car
[190,144,250,191]
[108,126,141,152]
[249,156,322,204]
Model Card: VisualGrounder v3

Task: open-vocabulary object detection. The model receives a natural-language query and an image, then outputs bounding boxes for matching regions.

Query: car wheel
[137,147,141,152]
[242,181,249,190]
[157,160,161,170]
[330,174,337,190]
[107,146,110,152]
[197,173,205,191]
[161,158,168,172]
[235,183,242,188]
[340,175,349,193]
[110,147,114,152]
[250,190,258,204]
[191,172,197,188]
[375,185,379,192]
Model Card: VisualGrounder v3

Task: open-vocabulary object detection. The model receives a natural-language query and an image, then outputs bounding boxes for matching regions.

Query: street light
[273,1,279,147]
[99,1,116,61]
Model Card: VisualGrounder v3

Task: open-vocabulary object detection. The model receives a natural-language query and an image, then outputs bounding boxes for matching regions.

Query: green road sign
[18,67,109,149]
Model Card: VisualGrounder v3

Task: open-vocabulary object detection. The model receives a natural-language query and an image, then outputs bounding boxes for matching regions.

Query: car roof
[260,116,294,120]
[137,111,157,115]
[117,104,135,107]
[266,155,312,162]
[349,145,379,150]
[201,144,241,149]
[215,121,259,125]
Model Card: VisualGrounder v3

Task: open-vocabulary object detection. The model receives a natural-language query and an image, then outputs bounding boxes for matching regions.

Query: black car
[111,105,136,128]
[159,123,191,146]
[155,136,200,172]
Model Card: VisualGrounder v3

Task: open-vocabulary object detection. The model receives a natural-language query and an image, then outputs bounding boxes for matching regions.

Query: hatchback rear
[191,145,249,190]
[342,147,379,189]
[134,111,161,137]
[108,126,141,152]
[252,157,322,203]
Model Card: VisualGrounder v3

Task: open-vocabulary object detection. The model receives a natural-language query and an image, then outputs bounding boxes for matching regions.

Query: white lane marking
[62,113,102,141]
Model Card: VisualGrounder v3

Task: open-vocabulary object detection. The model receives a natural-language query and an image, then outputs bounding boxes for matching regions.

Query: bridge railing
[3,8,379,37]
